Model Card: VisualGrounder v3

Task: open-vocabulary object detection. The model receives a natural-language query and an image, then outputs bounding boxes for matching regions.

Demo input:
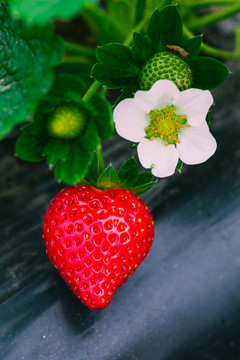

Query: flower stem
[96,142,105,174]
[185,0,238,9]
[61,55,95,65]
[82,80,102,102]
[187,2,240,31]
[64,40,96,61]
[183,24,240,59]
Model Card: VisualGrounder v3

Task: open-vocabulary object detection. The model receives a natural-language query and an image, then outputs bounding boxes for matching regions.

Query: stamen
[145,104,187,147]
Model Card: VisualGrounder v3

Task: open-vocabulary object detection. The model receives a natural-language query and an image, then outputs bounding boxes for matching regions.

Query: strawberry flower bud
[113,79,216,178]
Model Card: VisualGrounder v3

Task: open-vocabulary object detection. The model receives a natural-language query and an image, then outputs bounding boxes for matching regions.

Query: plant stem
[96,143,105,174]
[61,55,95,65]
[183,24,240,58]
[64,40,96,61]
[82,80,102,102]
[187,2,240,31]
[186,0,238,9]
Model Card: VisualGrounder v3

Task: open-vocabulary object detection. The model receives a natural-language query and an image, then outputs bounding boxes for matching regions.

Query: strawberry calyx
[83,154,157,195]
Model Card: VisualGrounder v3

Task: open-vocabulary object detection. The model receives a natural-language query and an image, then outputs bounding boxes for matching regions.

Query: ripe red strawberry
[42,185,154,310]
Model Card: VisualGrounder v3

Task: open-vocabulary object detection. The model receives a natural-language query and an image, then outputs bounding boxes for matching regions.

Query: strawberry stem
[82,80,102,102]
[183,24,240,59]
[187,2,240,31]
[96,142,105,174]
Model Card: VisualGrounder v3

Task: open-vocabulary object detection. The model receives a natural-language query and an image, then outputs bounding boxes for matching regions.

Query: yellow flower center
[47,103,88,140]
[145,105,190,146]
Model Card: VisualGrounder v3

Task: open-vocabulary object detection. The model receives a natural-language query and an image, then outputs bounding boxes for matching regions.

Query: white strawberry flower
[113,79,217,177]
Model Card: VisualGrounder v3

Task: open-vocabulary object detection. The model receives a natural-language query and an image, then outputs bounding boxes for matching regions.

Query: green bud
[47,103,88,140]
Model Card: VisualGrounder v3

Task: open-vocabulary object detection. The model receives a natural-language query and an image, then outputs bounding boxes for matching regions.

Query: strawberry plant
[2,0,240,309]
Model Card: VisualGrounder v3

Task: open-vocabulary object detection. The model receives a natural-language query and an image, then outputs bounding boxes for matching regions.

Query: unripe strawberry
[139,51,193,91]
[42,185,154,310]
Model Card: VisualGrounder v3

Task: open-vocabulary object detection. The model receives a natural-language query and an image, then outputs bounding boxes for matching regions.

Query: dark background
[1,17,240,360]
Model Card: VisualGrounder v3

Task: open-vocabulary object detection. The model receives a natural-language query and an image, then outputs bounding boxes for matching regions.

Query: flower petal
[137,138,178,178]
[135,79,180,109]
[173,88,213,126]
[113,98,149,142]
[177,122,217,164]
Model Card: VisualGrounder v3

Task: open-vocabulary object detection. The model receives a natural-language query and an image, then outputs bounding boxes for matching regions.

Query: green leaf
[176,159,183,173]
[97,164,120,189]
[81,118,100,153]
[189,57,230,89]
[134,172,153,186]
[118,157,139,188]
[114,79,139,106]
[91,63,136,88]
[128,181,156,195]
[50,73,86,101]
[84,151,100,185]
[206,112,211,126]
[180,36,202,60]
[131,32,153,67]
[43,138,71,166]
[96,43,138,70]
[91,43,138,88]
[10,0,97,25]
[22,114,46,136]
[54,140,94,184]
[146,6,183,51]
[15,133,46,162]
[91,94,114,140]
[37,97,63,115]
[0,3,63,140]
